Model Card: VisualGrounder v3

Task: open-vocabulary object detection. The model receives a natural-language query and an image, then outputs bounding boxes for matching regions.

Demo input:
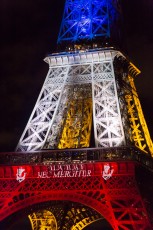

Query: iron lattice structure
[0,160,151,229]
[1,0,153,229]
[57,0,121,45]
[16,49,153,156]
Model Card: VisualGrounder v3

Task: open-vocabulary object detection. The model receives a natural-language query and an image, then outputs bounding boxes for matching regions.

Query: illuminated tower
[15,0,153,156]
[0,0,153,229]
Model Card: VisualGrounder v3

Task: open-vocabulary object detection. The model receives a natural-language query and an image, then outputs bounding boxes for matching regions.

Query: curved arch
[2,191,114,229]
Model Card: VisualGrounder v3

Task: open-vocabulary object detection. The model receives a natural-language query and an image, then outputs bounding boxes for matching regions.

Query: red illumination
[0,162,134,180]
[0,161,151,229]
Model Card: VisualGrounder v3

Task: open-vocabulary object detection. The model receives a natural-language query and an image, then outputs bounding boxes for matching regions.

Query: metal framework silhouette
[0,0,153,229]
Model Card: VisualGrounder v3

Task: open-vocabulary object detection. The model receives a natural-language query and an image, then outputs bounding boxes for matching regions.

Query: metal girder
[57,0,121,44]
[16,66,70,151]
[92,61,125,147]
[113,56,153,156]
[127,76,153,155]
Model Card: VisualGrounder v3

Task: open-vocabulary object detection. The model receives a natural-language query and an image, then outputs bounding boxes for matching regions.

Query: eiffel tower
[0,0,153,229]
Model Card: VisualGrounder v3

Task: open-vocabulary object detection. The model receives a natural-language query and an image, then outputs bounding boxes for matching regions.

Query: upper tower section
[57,0,122,50]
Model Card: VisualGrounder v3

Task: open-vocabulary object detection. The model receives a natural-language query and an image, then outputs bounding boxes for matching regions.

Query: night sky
[1,1,153,229]
[1,0,153,152]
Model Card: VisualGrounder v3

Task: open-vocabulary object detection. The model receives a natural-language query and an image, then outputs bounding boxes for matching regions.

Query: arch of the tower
[0,194,115,230]
[0,190,115,229]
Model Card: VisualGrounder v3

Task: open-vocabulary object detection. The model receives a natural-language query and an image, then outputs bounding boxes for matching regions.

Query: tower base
[0,148,151,229]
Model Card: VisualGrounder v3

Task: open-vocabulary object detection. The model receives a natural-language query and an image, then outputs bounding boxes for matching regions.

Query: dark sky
[1,0,153,152]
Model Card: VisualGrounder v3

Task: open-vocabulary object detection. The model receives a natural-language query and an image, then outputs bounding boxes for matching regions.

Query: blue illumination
[57,0,121,44]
